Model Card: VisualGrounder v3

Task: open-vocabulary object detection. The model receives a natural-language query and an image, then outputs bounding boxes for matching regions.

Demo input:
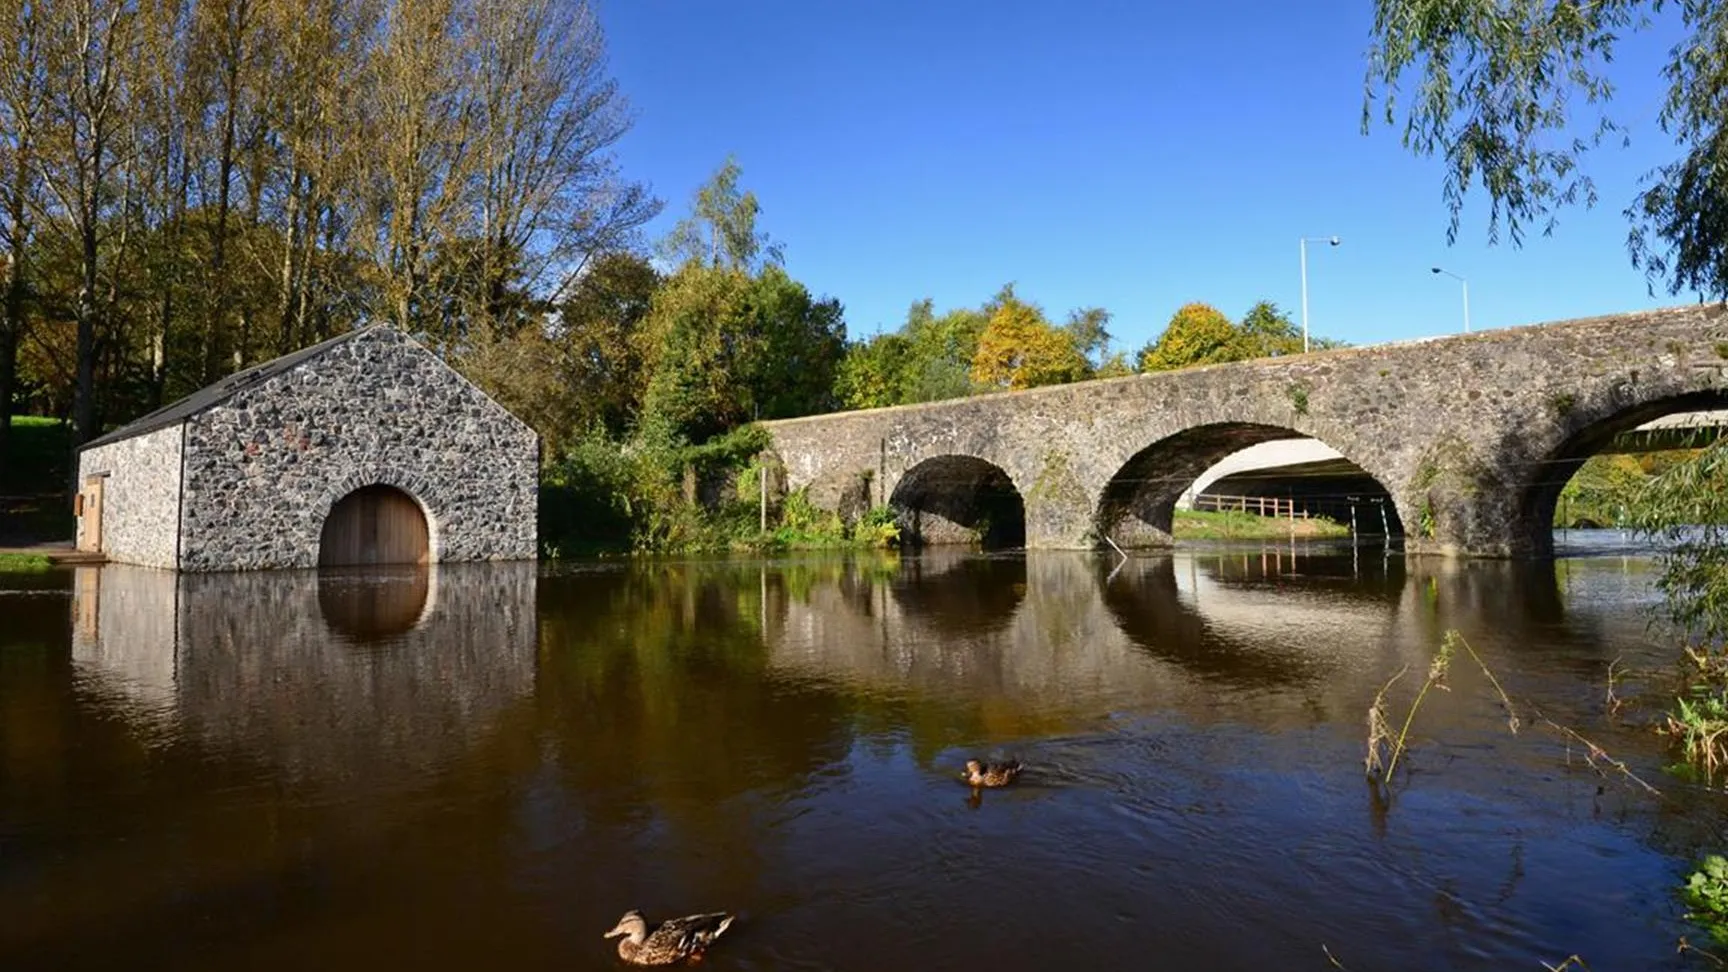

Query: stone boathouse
[74,324,539,571]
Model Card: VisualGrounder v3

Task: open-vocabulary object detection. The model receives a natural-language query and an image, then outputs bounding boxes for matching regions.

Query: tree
[36,0,141,460]
[638,262,844,441]
[1137,302,1253,372]
[1364,0,1728,298]
[0,0,48,469]
[555,250,659,438]
[902,300,985,402]
[1062,306,1113,367]
[661,156,780,272]
[834,330,912,410]
[1237,300,1302,356]
[463,0,657,332]
[361,0,471,343]
[740,264,845,420]
[970,285,1089,390]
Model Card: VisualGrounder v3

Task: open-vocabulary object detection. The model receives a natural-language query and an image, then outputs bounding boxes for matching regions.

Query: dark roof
[80,325,384,451]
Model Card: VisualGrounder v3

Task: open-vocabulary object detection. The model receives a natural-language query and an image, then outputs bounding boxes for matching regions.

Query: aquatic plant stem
[1383,675,1441,782]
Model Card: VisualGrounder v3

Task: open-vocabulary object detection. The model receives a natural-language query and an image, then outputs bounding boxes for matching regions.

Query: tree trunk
[0,159,27,478]
[276,167,303,352]
[201,0,247,383]
[71,187,100,489]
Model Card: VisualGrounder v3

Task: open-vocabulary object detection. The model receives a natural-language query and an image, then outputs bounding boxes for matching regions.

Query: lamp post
[1300,236,1341,353]
[1430,266,1470,333]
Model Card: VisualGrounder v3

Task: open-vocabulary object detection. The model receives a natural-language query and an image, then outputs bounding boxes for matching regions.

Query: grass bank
[0,553,53,573]
[2,416,70,494]
[1,417,73,544]
[1173,508,1350,541]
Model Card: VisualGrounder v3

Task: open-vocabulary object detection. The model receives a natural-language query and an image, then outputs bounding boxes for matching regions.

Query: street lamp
[1430,266,1471,333]
[1300,236,1341,353]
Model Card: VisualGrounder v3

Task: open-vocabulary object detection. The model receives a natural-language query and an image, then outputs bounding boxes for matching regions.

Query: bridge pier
[1024,496,1097,549]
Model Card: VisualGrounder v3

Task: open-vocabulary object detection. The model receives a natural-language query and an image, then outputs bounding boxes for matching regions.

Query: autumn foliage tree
[970,286,1088,391]
[0,0,658,483]
[1137,303,1249,372]
[1138,299,1342,373]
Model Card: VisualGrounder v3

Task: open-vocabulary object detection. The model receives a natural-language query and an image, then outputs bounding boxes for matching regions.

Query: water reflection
[2,546,1714,971]
[317,565,435,642]
[1101,552,1404,688]
[69,562,538,784]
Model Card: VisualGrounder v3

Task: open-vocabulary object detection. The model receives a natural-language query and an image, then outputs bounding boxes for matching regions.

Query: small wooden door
[318,485,430,566]
[75,475,105,553]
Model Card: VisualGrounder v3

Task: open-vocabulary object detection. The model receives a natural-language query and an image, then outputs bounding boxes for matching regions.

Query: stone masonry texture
[178,327,539,571]
[87,325,539,571]
[77,424,184,569]
[763,305,1728,557]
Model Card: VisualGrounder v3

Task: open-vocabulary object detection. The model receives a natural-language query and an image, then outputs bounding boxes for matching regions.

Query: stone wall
[178,326,539,571]
[764,305,1728,557]
[76,424,184,569]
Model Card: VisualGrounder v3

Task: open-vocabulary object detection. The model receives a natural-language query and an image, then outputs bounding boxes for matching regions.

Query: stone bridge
[762,305,1728,557]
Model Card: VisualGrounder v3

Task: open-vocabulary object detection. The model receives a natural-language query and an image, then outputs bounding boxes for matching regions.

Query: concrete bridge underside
[763,305,1728,558]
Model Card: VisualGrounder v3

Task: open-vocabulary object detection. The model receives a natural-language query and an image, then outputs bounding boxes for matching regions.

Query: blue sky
[598,1,1690,357]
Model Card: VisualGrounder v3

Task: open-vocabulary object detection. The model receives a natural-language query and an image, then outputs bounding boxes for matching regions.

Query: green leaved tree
[1364,0,1728,298]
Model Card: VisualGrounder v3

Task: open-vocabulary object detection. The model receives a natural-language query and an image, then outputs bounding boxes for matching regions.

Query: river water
[2,536,1724,970]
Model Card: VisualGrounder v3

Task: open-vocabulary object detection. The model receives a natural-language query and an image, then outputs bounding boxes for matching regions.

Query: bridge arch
[889,455,1027,549]
[1096,422,1407,546]
[1509,389,1728,556]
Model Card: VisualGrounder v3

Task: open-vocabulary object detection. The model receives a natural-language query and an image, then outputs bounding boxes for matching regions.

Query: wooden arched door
[318,485,430,566]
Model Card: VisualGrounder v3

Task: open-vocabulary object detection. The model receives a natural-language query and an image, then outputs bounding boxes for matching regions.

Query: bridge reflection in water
[756,545,1641,746]
[22,546,1687,972]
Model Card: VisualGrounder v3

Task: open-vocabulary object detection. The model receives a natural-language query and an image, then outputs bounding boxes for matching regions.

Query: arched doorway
[318,485,431,566]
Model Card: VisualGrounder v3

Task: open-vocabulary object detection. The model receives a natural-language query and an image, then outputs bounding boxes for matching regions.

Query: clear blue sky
[598,0,1691,356]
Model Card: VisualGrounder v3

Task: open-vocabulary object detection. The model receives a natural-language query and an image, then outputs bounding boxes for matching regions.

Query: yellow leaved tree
[970,288,1089,391]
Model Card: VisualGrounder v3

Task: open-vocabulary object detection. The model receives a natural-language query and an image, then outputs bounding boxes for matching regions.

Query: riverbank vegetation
[1554,451,1707,529]
[537,423,900,557]
[1629,440,1728,783]
[0,417,71,544]
[0,553,51,573]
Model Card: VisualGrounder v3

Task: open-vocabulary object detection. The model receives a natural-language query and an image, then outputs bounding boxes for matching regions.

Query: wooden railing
[1193,493,1309,519]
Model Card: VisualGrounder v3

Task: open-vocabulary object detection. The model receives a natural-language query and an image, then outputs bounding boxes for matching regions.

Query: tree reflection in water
[0,548,1710,971]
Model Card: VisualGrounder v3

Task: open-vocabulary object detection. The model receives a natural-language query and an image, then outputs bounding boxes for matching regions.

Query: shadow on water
[0,542,1720,971]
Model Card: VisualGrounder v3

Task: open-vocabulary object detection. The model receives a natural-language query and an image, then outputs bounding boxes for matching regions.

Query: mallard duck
[603,909,735,966]
[962,758,1023,788]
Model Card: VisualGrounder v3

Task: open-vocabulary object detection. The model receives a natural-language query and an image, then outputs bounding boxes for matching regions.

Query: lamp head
[1329,236,1341,246]
[1430,267,1441,274]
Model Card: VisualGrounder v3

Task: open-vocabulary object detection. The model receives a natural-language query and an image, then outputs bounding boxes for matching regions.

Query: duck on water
[604,910,735,965]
